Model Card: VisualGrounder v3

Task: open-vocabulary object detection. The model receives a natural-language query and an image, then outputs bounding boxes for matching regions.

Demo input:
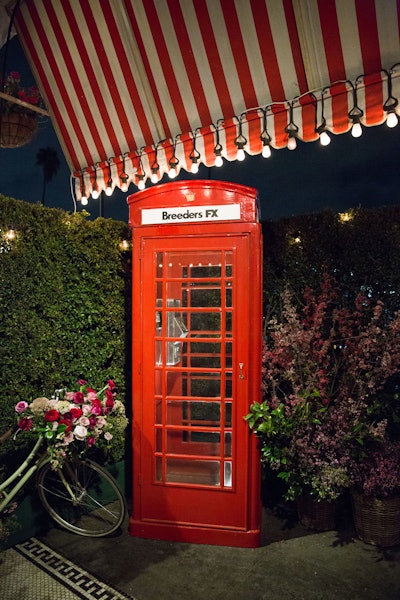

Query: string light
[78,66,397,198]
[168,137,179,178]
[315,88,331,146]
[5,227,15,241]
[120,153,129,192]
[105,160,113,196]
[80,172,88,204]
[285,100,298,150]
[151,144,160,183]
[383,67,399,128]
[91,163,99,199]
[348,80,363,138]
[234,116,247,161]
[260,107,272,158]
[136,149,146,190]
[213,121,224,167]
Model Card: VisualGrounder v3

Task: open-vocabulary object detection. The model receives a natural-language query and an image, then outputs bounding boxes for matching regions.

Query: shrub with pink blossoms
[246,274,400,501]
[15,379,128,469]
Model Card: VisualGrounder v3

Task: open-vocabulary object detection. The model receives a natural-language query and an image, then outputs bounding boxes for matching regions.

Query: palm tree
[36,146,60,205]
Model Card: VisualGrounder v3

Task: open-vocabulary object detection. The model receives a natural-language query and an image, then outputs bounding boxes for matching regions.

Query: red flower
[77,379,87,386]
[108,380,116,390]
[18,417,33,431]
[73,391,84,404]
[45,409,60,422]
[105,389,114,408]
[70,407,83,420]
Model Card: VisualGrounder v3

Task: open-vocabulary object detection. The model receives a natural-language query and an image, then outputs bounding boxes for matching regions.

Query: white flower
[73,425,88,440]
[79,416,90,426]
[104,432,113,441]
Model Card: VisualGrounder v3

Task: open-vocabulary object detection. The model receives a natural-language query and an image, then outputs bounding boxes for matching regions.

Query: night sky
[1,36,399,223]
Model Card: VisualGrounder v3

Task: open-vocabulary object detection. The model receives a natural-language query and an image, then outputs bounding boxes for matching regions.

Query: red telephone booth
[127,180,262,547]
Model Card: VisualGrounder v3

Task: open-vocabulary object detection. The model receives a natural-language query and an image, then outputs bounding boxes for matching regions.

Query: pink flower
[77,379,87,386]
[104,432,113,441]
[15,401,28,414]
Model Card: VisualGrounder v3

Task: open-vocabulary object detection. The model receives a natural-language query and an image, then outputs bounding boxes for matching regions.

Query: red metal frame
[128,180,262,547]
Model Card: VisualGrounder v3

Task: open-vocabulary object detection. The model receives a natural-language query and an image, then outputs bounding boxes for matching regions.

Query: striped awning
[13,0,400,201]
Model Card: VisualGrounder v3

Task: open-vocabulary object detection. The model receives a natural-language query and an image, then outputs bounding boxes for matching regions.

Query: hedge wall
[0,196,131,466]
[262,204,400,323]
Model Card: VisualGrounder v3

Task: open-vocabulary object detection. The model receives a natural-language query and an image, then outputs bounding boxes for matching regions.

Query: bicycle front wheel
[37,459,125,537]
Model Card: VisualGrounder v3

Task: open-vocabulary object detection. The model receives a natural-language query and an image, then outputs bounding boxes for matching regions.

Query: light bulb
[168,166,177,178]
[105,186,113,196]
[351,122,362,138]
[236,147,245,161]
[81,196,88,205]
[262,144,271,158]
[91,189,99,200]
[386,111,398,128]
[215,155,223,167]
[319,131,331,146]
[191,161,199,174]
[138,178,145,190]
[287,135,297,150]
[151,172,158,184]
[5,228,15,240]
[121,181,129,192]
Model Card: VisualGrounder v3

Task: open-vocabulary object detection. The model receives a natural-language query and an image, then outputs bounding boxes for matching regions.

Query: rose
[18,417,32,430]
[77,379,87,386]
[108,380,116,390]
[90,402,102,416]
[105,389,114,409]
[73,425,88,440]
[104,432,113,441]
[70,407,83,420]
[87,436,96,448]
[73,391,84,404]
[79,416,90,426]
[44,409,60,422]
[15,401,28,414]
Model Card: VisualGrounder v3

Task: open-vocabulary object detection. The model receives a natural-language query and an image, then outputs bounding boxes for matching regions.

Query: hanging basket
[297,495,338,531]
[351,491,400,547]
[0,111,37,148]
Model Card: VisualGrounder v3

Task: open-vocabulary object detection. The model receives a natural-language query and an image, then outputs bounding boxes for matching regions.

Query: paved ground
[35,502,400,600]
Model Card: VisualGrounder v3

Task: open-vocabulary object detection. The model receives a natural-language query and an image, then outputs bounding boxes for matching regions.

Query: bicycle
[0,430,126,537]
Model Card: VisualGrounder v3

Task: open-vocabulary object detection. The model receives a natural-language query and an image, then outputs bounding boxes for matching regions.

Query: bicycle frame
[0,435,49,512]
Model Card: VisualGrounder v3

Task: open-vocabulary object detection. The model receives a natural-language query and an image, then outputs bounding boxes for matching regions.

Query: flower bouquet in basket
[15,379,128,469]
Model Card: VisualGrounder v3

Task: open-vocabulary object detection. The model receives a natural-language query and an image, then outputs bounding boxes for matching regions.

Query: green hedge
[262,204,400,322]
[0,196,131,467]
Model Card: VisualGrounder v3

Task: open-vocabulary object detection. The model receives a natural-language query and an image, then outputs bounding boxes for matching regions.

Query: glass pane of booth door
[154,248,233,488]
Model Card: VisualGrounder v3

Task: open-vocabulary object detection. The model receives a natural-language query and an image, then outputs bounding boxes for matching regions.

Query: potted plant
[0,71,42,148]
[246,274,400,530]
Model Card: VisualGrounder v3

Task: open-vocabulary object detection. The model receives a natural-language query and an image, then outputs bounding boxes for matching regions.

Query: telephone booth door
[128,181,262,547]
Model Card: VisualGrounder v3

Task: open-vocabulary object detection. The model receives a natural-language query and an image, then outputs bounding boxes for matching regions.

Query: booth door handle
[239,362,246,380]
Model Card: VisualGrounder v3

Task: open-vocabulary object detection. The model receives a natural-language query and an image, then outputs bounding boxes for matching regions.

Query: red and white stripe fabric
[14,0,400,199]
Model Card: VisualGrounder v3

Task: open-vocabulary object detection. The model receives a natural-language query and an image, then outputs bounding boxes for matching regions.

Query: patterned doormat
[0,537,135,600]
